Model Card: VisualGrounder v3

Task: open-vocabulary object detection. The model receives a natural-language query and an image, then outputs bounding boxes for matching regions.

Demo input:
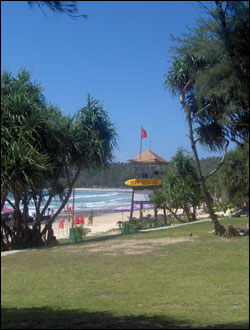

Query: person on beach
[88,210,94,226]
[46,223,58,246]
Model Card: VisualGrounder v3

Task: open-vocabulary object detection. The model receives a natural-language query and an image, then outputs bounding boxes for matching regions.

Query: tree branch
[165,205,188,223]
[192,103,211,120]
[183,80,192,93]
[41,167,81,235]
[204,139,229,181]
[198,1,222,27]
[37,1,48,20]
[194,137,202,144]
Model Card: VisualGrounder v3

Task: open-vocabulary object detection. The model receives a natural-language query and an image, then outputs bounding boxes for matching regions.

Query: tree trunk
[192,205,197,221]
[12,195,23,249]
[129,189,135,219]
[184,205,192,222]
[163,207,167,224]
[154,206,158,219]
[224,225,240,238]
[181,92,226,236]
[165,206,187,223]
[1,185,9,211]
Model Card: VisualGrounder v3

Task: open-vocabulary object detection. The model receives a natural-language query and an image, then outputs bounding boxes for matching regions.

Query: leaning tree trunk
[165,206,187,223]
[181,92,226,236]
[183,205,192,222]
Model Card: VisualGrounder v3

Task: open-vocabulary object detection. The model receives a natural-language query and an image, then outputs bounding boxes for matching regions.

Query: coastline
[49,187,134,219]
[51,208,155,239]
[74,187,132,192]
[49,208,212,240]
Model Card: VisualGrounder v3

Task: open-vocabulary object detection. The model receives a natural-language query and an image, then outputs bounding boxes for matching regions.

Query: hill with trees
[74,156,220,188]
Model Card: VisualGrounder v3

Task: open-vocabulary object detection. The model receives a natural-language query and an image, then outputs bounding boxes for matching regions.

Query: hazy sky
[2,1,226,162]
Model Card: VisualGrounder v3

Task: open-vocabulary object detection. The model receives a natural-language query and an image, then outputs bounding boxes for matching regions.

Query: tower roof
[127,149,169,165]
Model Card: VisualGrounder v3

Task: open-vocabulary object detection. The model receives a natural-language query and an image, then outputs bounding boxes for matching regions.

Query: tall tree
[164,1,248,236]
[1,70,117,249]
[152,149,203,223]
[171,1,249,148]
[165,52,227,235]
[208,144,249,208]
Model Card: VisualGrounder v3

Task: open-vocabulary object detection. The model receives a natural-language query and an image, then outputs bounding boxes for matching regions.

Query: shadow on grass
[56,230,158,248]
[1,231,173,255]
[1,307,249,329]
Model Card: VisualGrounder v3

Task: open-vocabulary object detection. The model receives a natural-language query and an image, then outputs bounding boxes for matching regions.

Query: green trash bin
[75,227,82,241]
[70,227,82,242]
[121,222,127,234]
[69,228,77,243]
[130,226,137,233]
[126,223,131,233]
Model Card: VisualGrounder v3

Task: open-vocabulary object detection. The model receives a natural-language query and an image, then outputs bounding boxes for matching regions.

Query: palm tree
[1,70,53,248]
[40,94,118,235]
[164,54,227,235]
[152,149,203,223]
[2,70,118,249]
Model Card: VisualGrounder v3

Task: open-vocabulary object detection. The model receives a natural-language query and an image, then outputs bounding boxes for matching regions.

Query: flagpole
[140,126,142,163]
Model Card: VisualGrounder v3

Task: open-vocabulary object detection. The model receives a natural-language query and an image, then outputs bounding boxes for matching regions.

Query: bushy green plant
[75,226,91,239]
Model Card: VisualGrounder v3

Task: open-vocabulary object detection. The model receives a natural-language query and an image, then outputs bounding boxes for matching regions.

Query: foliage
[128,216,165,230]
[75,162,135,188]
[70,158,220,188]
[1,69,117,249]
[75,225,91,238]
[166,1,249,149]
[207,144,249,208]
[163,1,249,234]
[73,94,117,169]
[1,69,53,207]
[27,1,87,19]
[153,149,203,222]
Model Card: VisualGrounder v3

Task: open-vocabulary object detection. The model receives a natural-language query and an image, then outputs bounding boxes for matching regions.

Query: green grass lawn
[1,217,249,329]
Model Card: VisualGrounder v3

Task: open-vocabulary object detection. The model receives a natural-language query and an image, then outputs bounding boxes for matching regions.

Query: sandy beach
[46,208,210,240]
[46,209,150,239]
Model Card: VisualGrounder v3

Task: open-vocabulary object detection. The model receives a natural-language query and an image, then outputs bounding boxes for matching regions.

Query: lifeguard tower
[126,149,169,218]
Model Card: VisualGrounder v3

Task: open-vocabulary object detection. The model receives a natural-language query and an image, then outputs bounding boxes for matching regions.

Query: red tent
[79,216,85,225]
[59,218,64,229]
[74,215,80,225]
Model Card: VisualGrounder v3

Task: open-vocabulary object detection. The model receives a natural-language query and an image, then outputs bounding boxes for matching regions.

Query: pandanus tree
[196,1,249,146]
[1,69,117,249]
[1,70,53,247]
[164,53,228,235]
[152,149,203,223]
[164,1,249,236]
[208,144,249,208]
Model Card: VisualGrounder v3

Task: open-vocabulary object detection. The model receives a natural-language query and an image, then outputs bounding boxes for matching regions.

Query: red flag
[141,127,147,138]
[141,128,147,139]
[67,204,72,212]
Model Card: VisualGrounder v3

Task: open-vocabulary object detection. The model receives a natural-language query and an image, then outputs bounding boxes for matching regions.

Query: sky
[1,1,228,163]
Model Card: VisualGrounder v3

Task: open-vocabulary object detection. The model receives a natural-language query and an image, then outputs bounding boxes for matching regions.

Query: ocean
[64,190,133,213]
[5,189,133,215]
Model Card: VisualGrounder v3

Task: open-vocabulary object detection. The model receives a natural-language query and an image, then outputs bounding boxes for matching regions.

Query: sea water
[65,190,132,212]
[5,190,133,214]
